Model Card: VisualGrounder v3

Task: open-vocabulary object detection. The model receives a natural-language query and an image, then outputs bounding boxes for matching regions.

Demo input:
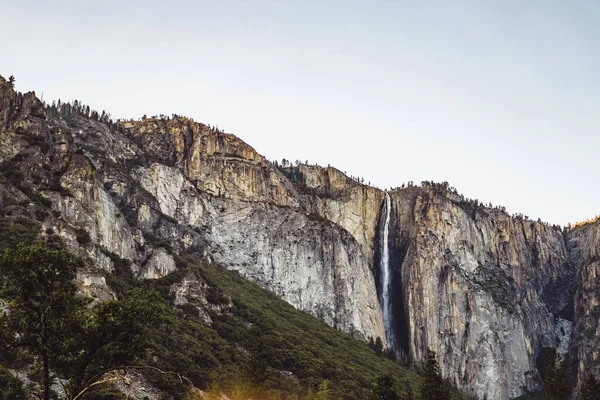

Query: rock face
[0,77,385,346]
[380,185,577,399]
[1,76,599,399]
[569,220,600,392]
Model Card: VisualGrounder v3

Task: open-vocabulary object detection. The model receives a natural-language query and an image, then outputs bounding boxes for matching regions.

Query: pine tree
[0,242,167,400]
[0,242,83,400]
[420,348,450,400]
[375,336,384,357]
[580,373,600,400]
[309,380,332,400]
[543,349,568,400]
[373,373,400,400]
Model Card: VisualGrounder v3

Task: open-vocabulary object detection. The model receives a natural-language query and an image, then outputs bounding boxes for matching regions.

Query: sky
[2,0,599,226]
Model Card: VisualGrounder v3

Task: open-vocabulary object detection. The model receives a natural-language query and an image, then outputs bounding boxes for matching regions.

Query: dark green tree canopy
[373,373,400,400]
[420,349,450,400]
[0,365,26,400]
[543,349,568,400]
[0,241,83,400]
[580,373,600,400]
[0,242,168,400]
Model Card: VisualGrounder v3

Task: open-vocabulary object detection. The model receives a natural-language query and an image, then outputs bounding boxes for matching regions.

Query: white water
[381,192,395,348]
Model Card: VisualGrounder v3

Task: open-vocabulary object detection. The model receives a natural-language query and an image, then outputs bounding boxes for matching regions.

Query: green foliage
[196,260,422,399]
[0,365,26,400]
[373,373,400,400]
[0,241,169,400]
[75,227,91,245]
[0,216,40,250]
[65,289,168,397]
[0,241,83,400]
[0,238,428,400]
[542,349,568,400]
[420,349,450,400]
[312,380,332,400]
[580,373,600,400]
[369,337,386,358]
[375,337,384,357]
[102,255,423,399]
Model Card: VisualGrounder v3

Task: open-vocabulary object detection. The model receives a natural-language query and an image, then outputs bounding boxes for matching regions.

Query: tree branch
[72,365,192,400]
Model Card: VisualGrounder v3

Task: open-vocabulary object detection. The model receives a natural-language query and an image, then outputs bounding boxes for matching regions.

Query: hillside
[0,215,425,399]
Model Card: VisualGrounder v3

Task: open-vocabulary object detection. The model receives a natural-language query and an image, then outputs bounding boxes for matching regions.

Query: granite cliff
[0,76,598,399]
[380,185,578,399]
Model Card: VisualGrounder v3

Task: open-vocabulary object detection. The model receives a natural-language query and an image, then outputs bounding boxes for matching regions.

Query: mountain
[0,75,598,399]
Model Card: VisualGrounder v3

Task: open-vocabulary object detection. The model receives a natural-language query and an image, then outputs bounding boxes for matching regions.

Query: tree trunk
[42,347,50,400]
[41,315,50,400]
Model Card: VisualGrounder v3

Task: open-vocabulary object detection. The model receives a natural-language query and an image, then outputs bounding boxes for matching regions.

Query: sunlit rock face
[278,164,385,267]
[384,186,577,400]
[1,76,599,399]
[120,119,386,342]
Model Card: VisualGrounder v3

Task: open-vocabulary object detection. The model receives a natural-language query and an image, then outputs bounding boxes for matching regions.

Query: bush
[0,217,40,250]
[75,227,91,245]
[0,366,26,400]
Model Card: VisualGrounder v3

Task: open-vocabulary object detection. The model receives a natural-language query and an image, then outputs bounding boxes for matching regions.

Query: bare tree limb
[71,365,192,400]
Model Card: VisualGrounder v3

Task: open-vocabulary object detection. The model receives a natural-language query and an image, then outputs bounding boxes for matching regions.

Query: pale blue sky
[2,0,599,225]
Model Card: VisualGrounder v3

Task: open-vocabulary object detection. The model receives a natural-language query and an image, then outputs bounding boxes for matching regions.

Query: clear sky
[2,0,599,225]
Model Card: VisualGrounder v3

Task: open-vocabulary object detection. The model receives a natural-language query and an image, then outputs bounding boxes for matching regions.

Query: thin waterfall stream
[380,192,395,349]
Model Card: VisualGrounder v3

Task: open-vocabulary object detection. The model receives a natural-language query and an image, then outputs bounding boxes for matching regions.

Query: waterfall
[380,192,395,349]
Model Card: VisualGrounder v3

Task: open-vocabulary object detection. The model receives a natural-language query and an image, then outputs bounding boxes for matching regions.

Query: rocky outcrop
[122,118,302,207]
[138,247,177,279]
[280,164,385,266]
[203,196,384,338]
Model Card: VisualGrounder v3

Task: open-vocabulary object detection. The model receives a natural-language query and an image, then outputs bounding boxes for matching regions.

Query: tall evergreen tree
[66,288,167,398]
[0,242,167,400]
[543,349,568,400]
[580,373,600,400]
[0,242,83,400]
[373,373,400,400]
[314,380,332,400]
[420,348,450,400]
[374,336,384,357]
